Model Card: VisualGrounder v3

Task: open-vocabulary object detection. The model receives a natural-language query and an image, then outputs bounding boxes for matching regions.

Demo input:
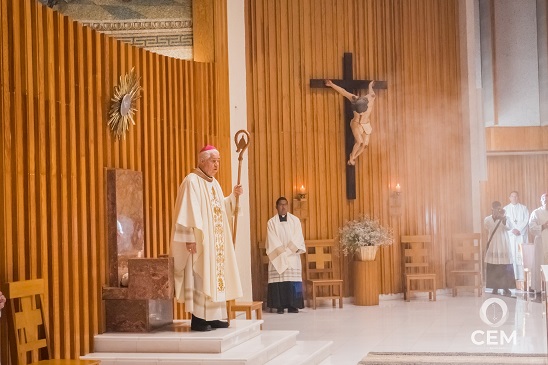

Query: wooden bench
[227,300,263,329]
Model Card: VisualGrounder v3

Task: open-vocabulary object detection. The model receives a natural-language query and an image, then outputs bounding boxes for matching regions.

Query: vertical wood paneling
[246,0,469,299]
[0,0,232,362]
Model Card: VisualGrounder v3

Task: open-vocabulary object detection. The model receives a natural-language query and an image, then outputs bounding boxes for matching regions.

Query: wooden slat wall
[0,0,231,362]
[246,0,470,299]
[486,126,548,152]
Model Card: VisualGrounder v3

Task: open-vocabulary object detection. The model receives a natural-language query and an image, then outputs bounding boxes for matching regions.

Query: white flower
[339,215,393,256]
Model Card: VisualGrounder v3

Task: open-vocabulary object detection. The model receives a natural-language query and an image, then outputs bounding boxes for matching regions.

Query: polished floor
[259,290,548,364]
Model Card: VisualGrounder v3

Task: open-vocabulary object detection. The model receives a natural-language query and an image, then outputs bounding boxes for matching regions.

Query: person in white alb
[504,191,529,281]
[170,145,243,331]
[529,193,548,293]
[484,201,515,296]
[266,197,306,314]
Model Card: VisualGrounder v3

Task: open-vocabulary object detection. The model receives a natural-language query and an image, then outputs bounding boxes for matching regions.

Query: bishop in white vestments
[171,145,243,331]
[504,191,529,281]
[265,197,306,313]
[529,193,548,292]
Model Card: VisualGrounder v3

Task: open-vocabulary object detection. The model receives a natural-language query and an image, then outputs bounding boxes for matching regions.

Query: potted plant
[339,215,393,261]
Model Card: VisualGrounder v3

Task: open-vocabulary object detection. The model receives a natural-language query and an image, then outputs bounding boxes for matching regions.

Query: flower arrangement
[339,215,393,257]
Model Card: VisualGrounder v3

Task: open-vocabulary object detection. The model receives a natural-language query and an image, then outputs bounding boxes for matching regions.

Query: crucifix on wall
[311,52,387,200]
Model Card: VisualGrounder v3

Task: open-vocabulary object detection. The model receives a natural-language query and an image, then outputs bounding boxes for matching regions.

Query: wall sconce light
[293,184,308,220]
[390,183,402,215]
[297,184,307,200]
[393,183,401,197]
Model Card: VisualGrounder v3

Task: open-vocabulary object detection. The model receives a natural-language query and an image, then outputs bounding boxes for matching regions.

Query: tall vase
[354,260,379,305]
[356,246,379,261]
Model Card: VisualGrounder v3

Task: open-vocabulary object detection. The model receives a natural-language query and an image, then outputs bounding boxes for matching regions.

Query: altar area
[87,168,331,364]
[81,319,331,364]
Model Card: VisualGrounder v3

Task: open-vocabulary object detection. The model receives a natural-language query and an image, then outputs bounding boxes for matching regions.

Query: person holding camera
[484,201,515,296]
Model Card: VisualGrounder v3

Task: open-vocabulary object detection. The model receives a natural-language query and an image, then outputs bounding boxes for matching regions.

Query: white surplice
[170,169,243,320]
[484,215,512,264]
[504,202,529,280]
[265,212,305,283]
[529,207,548,291]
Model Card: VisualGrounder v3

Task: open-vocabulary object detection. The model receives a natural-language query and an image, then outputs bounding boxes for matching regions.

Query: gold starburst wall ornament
[108,67,142,140]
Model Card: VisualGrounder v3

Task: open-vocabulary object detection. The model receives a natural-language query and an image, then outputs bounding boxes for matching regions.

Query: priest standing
[170,145,243,331]
[266,197,306,314]
[504,191,529,281]
[529,193,548,293]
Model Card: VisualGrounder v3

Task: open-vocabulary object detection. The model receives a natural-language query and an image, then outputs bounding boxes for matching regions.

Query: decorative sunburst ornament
[108,67,142,140]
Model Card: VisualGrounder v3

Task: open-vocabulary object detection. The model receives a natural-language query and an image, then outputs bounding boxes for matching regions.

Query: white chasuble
[170,169,242,319]
[265,212,306,283]
[529,207,548,291]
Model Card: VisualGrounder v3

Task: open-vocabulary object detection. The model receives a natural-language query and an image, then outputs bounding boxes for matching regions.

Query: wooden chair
[304,239,344,309]
[400,235,437,302]
[2,278,100,365]
[451,233,483,297]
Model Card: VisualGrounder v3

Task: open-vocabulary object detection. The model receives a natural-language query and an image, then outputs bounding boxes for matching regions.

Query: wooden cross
[310,52,387,200]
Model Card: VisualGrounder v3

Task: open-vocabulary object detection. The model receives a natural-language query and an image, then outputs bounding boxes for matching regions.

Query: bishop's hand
[233,184,243,197]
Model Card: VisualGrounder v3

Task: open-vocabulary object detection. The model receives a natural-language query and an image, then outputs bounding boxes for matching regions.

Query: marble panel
[106,168,145,287]
[102,286,129,300]
[105,299,173,333]
[128,257,174,300]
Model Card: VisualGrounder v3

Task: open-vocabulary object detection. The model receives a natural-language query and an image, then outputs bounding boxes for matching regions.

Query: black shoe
[503,289,512,296]
[208,320,229,328]
[490,288,499,295]
[191,322,213,331]
[191,314,213,332]
[277,308,284,314]
[288,307,299,313]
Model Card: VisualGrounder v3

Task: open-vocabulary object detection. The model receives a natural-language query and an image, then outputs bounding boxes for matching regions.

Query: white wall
[481,0,542,126]
[227,0,253,301]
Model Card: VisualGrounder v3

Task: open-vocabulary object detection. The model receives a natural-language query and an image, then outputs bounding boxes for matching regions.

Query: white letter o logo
[479,298,508,328]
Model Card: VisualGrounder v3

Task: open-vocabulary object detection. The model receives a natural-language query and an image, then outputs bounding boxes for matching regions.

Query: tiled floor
[259,290,548,364]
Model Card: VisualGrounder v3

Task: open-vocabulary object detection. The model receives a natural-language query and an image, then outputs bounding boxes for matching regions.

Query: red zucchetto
[200,144,217,152]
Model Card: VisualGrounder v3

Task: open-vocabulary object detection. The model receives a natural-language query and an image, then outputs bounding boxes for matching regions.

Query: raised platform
[82,319,331,365]
[93,319,262,354]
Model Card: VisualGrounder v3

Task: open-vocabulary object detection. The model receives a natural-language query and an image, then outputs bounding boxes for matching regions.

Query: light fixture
[297,184,307,200]
[390,183,402,214]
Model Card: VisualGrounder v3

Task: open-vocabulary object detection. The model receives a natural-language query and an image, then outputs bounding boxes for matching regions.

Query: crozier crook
[232,130,250,245]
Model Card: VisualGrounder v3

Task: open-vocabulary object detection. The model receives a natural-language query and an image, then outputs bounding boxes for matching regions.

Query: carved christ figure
[325,79,376,165]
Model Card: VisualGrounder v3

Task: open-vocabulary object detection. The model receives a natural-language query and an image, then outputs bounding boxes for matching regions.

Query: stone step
[317,357,336,365]
[81,329,298,365]
[264,340,332,365]
[92,319,261,354]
